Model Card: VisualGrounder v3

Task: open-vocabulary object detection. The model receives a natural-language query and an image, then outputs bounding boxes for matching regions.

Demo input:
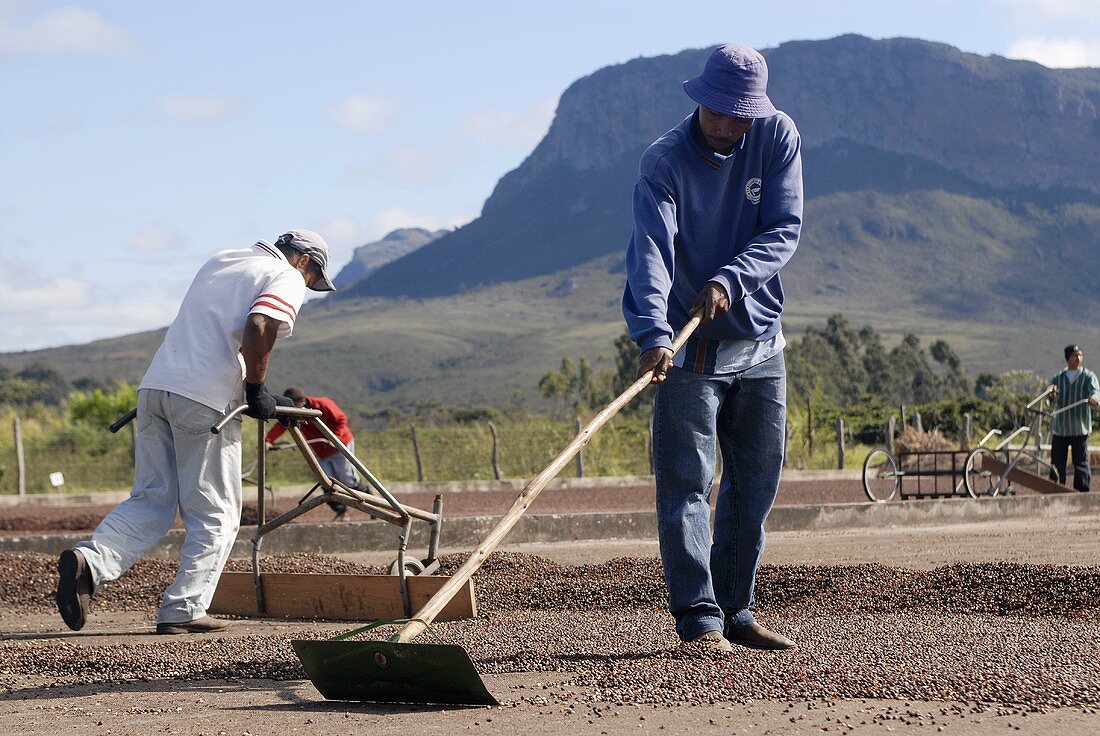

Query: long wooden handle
[392,314,702,643]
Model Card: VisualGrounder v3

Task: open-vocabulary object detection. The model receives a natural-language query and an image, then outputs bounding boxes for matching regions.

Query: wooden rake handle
[392,313,703,643]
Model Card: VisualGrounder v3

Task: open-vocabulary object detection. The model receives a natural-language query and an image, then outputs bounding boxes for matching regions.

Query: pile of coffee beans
[2,551,1098,710]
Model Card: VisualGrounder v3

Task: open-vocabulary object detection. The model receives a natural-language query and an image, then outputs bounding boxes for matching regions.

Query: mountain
[4,35,1100,411]
[345,34,1100,303]
[331,228,448,290]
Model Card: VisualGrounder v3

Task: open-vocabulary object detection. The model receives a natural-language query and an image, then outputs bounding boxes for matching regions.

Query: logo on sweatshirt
[745,178,762,204]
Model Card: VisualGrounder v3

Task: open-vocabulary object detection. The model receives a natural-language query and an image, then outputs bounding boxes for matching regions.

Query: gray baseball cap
[276,229,336,291]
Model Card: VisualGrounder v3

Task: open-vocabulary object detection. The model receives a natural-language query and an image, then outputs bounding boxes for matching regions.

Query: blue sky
[1,0,1098,352]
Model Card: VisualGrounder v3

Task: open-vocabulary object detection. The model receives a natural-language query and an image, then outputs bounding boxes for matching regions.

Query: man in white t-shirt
[56,230,335,634]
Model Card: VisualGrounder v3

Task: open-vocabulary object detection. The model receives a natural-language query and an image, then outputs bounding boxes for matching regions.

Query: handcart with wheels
[862,392,1091,502]
[111,404,472,623]
[861,446,971,502]
[963,392,1088,498]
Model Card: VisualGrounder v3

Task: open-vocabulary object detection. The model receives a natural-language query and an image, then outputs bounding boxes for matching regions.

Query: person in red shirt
[265,387,361,519]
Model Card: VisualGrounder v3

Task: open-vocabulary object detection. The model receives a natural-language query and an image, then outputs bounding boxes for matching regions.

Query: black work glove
[243,381,278,420]
[273,394,299,428]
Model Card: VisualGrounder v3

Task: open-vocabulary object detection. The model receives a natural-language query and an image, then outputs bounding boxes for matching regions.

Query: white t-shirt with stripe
[140,241,307,411]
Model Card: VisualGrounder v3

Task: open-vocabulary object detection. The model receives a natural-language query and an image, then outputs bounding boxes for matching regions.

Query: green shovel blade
[291,639,499,706]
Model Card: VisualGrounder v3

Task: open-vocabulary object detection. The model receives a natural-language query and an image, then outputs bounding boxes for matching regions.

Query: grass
[0,413,654,494]
[0,409,885,495]
[14,413,1096,496]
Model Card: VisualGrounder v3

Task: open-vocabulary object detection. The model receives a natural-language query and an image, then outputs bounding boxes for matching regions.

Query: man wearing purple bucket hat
[623,45,802,653]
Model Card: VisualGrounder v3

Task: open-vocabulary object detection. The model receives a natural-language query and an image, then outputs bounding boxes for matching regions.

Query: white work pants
[76,389,242,624]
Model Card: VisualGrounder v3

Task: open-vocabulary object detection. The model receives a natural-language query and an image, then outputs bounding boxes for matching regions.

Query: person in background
[1047,344,1099,492]
[265,387,364,518]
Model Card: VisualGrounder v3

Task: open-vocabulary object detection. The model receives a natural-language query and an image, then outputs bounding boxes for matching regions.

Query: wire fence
[0,402,1034,495]
[0,416,656,495]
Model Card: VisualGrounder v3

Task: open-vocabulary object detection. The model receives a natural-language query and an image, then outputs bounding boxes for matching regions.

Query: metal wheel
[386,557,426,576]
[964,447,1001,498]
[862,448,900,503]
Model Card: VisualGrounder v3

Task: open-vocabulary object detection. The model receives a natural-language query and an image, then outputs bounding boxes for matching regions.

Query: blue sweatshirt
[623,109,803,354]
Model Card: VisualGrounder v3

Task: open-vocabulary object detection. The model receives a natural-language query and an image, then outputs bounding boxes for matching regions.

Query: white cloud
[1005,35,1100,67]
[993,0,1100,24]
[315,215,363,247]
[337,146,469,188]
[458,98,557,149]
[129,224,186,254]
[0,7,137,57]
[329,94,398,133]
[308,207,475,271]
[0,275,89,312]
[0,0,28,23]
[0,264,180,351]
[362,206,475,242]
[387,146,471,187]
[311,215,365,269]
[158,95,248,123]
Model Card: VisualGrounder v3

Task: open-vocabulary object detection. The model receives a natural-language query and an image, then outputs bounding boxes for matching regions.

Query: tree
[786,316,974,408]
[68,384,138,427]
[883,334,939,404]
[611,330,637,397]
[0,362,72,406]
[974,372,999,400]
[538,356,613,416]
[538,357,577,415]
[930,340,971,398]
[859,326,891,398]
[981,370,1046,429]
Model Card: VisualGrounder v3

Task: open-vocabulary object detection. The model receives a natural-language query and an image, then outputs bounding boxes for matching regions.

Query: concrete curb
[3,492,1097,558]
[0,470,863,507]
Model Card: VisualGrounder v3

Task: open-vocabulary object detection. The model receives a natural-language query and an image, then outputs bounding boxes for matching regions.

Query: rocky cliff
[343,35,1100,301]
[332,227,448,290]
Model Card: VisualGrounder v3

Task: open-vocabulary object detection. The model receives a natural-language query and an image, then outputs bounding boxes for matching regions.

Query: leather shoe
[156,615,231,635]
[56,548,93,631]
[689,630,733,653]
[726,622,796,651]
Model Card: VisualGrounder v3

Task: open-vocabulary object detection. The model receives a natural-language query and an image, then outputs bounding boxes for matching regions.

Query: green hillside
[1,222,1095,416]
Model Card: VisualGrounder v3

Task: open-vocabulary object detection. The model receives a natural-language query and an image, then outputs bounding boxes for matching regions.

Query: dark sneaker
[726,622,796,651]
[689,630,733,653]
[155,615,231,635]
[328,500,348,520]
[56,548,93,631]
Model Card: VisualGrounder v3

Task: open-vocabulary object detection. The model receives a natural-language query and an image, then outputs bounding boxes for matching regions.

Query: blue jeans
[319,439,361,513]
[652,352,786,642]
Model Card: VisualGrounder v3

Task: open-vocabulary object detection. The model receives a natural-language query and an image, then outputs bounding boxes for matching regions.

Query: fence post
[410,424,425,482]
[487,421,503,480]
[14,416,26,496]
[963,412,973,450]
[886,415,896,455]
[646,416,654,475]
[807,401,815,459]
[574,417,585,477]
[836,417,846,470]
[783,420,792,468]
[915,411,924,433]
